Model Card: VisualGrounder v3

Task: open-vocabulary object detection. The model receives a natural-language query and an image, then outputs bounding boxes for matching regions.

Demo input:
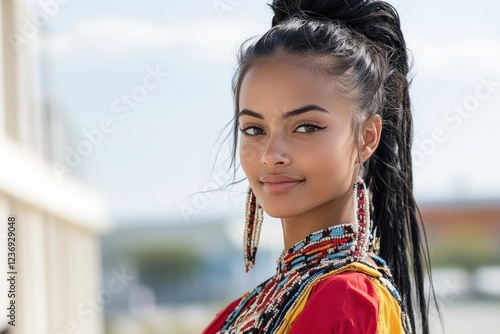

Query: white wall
[0,0,110,333]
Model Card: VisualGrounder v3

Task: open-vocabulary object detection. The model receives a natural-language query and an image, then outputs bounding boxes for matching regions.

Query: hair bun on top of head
[270,0,368,27]
[269,0,406,71]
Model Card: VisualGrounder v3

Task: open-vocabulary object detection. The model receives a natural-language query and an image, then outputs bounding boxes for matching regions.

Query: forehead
[239,58,353,117]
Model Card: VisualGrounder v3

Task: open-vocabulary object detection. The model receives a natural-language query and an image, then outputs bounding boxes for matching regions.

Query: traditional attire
[202,224,411,334]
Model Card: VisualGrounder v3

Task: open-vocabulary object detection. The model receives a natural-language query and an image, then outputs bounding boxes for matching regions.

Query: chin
[260,204,304,219]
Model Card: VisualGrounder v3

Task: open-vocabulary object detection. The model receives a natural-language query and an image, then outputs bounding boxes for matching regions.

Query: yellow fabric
[369,276,405,334]
[275,262,404,334]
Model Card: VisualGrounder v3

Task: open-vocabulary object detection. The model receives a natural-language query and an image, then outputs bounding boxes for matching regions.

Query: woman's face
[238,59,361,219]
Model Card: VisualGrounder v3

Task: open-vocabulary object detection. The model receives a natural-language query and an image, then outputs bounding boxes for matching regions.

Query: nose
[260,134,290,167]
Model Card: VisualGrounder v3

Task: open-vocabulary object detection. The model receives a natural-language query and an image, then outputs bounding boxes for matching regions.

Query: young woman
[203,0,438,333]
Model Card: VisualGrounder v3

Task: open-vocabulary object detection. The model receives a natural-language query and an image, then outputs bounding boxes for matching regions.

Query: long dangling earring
[244,186,264,272]
[352,175,373,261]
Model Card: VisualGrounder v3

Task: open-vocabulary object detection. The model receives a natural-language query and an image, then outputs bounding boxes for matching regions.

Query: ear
[358,114,382,163]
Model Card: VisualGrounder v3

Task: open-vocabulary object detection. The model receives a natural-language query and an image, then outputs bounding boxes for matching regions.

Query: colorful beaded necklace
[219,224,410,333]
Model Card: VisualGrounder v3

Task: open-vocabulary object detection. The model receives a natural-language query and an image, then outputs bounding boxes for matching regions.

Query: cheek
[306,150,342,180]
[239,139,259,163]
[239,139,262,181]
[300,138,355,185]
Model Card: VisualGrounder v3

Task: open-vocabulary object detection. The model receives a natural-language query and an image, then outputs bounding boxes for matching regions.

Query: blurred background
[0,0,499,333]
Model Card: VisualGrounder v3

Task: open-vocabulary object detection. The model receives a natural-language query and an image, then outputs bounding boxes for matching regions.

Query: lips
[260,174,305,194]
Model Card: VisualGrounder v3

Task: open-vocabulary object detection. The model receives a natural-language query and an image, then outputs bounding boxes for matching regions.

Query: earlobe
[359,114,382,162]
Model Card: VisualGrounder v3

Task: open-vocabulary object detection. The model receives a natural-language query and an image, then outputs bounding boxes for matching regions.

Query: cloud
[408,35,500,76]
[41,16,268,62]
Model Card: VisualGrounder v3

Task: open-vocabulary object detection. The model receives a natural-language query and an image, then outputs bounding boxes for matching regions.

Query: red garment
[290,271,378,333]
[203,298,242,334]
[203,271,378,334]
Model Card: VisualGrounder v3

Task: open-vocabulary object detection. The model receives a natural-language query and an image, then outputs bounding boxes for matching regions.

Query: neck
[280,189,354,250]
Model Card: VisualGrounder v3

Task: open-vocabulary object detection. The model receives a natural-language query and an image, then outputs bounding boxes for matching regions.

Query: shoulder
[201,297,242,334]
[290,271,379,334]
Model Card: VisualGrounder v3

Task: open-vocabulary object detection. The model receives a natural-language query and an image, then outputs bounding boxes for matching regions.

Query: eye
[239,125,265,136]
[295,122,327,133]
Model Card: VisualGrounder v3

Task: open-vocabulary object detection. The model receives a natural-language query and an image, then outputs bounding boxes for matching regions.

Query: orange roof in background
[418,199,500,226]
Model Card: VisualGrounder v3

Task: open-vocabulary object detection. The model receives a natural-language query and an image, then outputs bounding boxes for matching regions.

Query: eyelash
[295,122,327,134]
[239,122,327,136]
[239,124,264,136]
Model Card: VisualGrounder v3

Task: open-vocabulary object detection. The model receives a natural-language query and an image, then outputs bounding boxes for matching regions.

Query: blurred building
[421,199,500,269]
[100,217,274,311]
[0,1,109,333]
[100,216,279,334]
[420,199,500,301]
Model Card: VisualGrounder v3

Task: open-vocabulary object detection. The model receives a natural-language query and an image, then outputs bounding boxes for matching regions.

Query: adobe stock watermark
[8,0,72,53]
[213,0,245,20]
[413,74,498,166]
[178,169,232,224]
[436,276,468,304]
[51,64,169,183]
[54,266,135,334]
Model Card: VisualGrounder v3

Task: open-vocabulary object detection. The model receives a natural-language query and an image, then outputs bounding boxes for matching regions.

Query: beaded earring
[244,186,264,272]
[352,175,373,261]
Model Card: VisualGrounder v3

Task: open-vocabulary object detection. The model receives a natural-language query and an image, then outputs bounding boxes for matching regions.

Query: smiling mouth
[262,180,304,194]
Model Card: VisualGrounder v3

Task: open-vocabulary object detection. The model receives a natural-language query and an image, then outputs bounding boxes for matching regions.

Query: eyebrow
[238,104,329,120]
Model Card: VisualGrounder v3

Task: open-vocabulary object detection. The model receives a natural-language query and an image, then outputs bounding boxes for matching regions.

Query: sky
[28,0,500,224]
